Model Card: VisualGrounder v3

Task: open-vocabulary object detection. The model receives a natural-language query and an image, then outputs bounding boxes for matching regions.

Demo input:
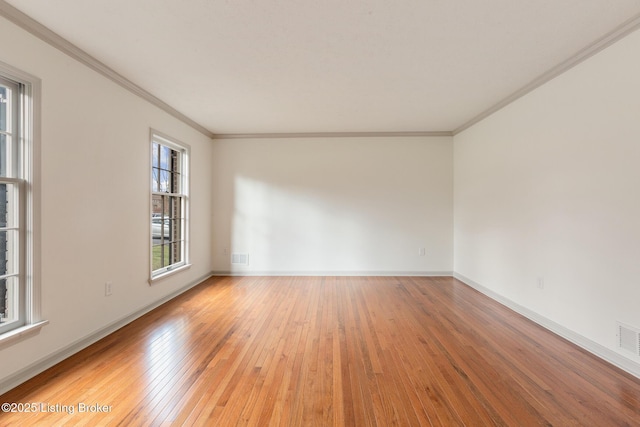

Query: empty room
[1,0,640,425]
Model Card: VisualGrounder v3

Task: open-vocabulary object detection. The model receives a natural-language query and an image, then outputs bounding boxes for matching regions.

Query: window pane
[169,218,182,242]
[0,230,8,277]
[169,171,177,193]
[152,193,163,216]
[160,169,170,192]
[0,83,6,176]
[152,142,159,168]
[0,134,6,177]
[169,149,179,193]
[152,218,169,240]
[168,196,179,220]
[0,230,18,276]
[0,86,8,133]
[0,183,17,228]
[169,242,181,265]
[160,145,170,171]
[0,276,18,325]
[151,168,159,192]
[152,243,166,271]
[0,184,5,228]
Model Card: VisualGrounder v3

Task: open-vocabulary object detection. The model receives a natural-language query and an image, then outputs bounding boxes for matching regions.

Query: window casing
[0,63,44,341]
[150,132,189,279]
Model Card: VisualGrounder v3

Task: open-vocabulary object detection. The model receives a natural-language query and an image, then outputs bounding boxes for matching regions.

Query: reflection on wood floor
[1,275,639,425]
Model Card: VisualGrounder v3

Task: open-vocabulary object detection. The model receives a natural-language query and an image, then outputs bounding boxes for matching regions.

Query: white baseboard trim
[211,270,454,277]
[453,272,640,379]
[0,271,214,395]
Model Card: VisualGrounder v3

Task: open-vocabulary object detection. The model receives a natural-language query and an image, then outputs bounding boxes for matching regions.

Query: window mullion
[151,191,184,198]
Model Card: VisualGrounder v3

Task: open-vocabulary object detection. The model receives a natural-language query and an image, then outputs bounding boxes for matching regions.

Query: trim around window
[0,60,45,344]
[148,263,192,284]
[149,130,190,282]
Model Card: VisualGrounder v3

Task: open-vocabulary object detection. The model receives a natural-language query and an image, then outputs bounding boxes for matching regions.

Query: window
[150,132,189,279]
[0,62,44,342]
[0,76,22,333]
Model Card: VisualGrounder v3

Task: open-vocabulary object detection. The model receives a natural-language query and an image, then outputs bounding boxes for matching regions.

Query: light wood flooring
[1,276,639,426]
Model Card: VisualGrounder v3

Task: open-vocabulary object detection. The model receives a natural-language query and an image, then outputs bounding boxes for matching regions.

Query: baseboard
[453,272,640,379]
[0,271,214,396]
[211,270,454,277]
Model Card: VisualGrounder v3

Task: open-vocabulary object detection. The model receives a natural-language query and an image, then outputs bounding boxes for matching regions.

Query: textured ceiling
[4,0,640,134]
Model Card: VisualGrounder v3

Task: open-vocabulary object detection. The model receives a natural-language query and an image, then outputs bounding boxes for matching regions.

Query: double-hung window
[150,132,189,279]
[0,76,22,333]
[0,63,43,342]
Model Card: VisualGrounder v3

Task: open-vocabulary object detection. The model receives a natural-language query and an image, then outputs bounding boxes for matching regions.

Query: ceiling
[3,0,640,136]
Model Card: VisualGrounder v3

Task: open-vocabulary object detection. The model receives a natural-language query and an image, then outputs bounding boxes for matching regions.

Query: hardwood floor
[1,276,639,426]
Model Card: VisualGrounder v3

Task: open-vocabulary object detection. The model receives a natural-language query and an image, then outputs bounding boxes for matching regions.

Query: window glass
[151,135,188,278]
[0,85,10,177]
[0,86,8,132]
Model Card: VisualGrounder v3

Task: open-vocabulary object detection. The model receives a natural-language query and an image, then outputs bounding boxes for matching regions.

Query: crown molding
[453,12,640,135]
[214,131,452,139]
[0,1,215,139]
[3,1,640,140]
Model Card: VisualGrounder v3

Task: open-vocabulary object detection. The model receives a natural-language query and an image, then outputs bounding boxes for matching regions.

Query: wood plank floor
[1,276,639,426]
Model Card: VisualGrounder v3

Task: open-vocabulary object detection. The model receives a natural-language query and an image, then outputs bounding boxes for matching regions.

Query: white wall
[212,136,453,274]
[0,17,213,387]
[454,28,640,370]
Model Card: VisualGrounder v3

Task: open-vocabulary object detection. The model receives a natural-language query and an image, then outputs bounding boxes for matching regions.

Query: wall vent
[617,322,640,356]
[231,253,249,265]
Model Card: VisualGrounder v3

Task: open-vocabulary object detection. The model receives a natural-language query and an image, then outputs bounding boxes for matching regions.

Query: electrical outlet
[105,281,113,296]
[537,277,544,290]
[419,247,426,256]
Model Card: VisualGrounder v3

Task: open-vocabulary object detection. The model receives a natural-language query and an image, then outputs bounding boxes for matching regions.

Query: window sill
[0,320,49,349]
[149,263,192,285]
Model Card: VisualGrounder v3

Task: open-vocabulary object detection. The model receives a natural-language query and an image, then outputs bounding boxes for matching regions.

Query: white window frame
[149,130,190,282]
[0,61,46,347]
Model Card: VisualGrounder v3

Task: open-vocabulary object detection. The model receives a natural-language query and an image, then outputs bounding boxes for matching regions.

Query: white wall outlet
[419,247,426,256]
[105,281,113,296]
[537,277,544,289]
